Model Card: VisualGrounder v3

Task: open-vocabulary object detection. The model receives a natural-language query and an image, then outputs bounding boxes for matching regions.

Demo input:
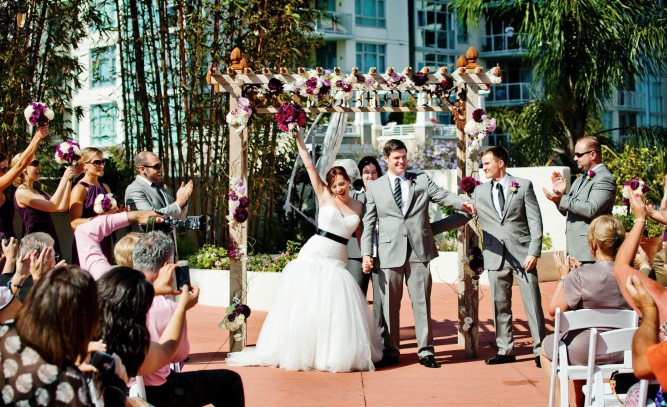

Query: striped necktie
[393,177,402,209]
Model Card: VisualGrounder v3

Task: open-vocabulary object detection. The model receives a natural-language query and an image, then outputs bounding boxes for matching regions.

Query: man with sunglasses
[125,151,193,234]
[543,136,616,264]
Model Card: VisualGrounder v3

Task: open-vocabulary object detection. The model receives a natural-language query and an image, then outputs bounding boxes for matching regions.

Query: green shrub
[542,233,553,250]
[614,214,664,239]
[247,254,272,271]
[189,244,230,270]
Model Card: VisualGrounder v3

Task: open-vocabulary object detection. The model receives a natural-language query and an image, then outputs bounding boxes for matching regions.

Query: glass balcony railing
[481,33,526,54]
[486,82,531,105]
[315,11,353,39]
[618,90,646,111]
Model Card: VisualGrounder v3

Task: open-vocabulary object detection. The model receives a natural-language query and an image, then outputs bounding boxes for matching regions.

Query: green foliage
[99,148,135,203]
[246,254,272,272]
[435,232,458,251]
[614,214,663,239]
[189,244,230,269]
[542,233,553,250]
[604,144,664,204]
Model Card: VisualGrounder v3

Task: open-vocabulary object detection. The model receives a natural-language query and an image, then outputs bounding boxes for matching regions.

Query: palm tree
[453,0,667,166]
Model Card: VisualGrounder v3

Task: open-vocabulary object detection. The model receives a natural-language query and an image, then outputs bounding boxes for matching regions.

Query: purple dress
[71,181,113,265]
[14,189,61,257]
[0,190,15,240]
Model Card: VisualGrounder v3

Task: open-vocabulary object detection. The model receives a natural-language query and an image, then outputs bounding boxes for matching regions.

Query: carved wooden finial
[230,48,243,70]
[243,67,253,74]
[316,67,323,75]
[279,67,288,74]
[420,67,429,74]
[297,67,305,75]
[465,47,481,70]
[262,67,271,75]
[226,67,236,76]
[334,67,341,74]
[369,67,376,74]
[405,67,412,75]
[456,56,467,68]
[439,66,448,75]
[239,58,248,69]
[351,67,358,74]
[386,67,394,75]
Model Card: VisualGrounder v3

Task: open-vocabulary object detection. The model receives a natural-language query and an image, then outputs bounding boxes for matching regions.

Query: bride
[226,123,383,372]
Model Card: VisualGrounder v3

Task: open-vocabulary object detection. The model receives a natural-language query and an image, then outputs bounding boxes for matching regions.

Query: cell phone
[175,260,190,291]
[89,351,115,372]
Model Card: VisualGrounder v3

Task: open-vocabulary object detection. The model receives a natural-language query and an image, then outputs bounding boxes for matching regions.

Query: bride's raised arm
[291,123,327,199]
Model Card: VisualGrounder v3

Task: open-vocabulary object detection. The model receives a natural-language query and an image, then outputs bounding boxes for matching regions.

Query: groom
[361,139,475,368]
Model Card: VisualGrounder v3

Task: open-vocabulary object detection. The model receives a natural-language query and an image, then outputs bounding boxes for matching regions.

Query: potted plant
[614,213,664,263]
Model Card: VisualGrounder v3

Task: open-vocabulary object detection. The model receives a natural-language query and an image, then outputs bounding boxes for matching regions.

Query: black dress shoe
[535,356,541,368]
[419,355,441,368]
[374,355,399,368]
[484,354,516,365]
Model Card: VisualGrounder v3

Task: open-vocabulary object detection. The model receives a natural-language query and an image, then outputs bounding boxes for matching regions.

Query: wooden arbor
[207,46,501,355]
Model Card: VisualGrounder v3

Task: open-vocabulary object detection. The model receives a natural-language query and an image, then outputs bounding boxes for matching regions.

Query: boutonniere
[586,170,596,180]
[510,181,519,193]
[407,173,416,184]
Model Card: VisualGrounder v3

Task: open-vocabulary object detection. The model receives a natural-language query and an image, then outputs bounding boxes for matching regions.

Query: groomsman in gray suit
[543,137,616,264]
[473,146,546,367]
[361,139,475,368]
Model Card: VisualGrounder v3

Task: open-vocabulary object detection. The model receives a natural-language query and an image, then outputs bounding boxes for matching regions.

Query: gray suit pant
[348,259,385,344]
[488,267,546,357]
[379,255,433,359]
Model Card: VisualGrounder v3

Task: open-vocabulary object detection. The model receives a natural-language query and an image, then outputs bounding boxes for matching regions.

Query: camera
[149,215,209,233]
[88,351,115,373]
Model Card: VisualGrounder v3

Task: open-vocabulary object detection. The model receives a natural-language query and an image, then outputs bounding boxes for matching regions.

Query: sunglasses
[87,159,107,166]
[574,150,597,158]
[29,160,40,167]
[143,163,162,170]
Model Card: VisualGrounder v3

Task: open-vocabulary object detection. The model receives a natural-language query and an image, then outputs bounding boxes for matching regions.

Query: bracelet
[6,280,21,290]
[634,218,646,223]
[557,278,565,282]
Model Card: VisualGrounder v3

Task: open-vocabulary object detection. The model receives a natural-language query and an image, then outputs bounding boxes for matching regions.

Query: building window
[416,0,455,50]
[316,42,337,70]
[486,61,531,104]
[484,19,525,53]
[415,51,456,71]
[649,77,663,115]
[356,43,386,73]
[90,46,116,87]
[90,104,117,145]
[355,0,385,28]
[92,0,117,31]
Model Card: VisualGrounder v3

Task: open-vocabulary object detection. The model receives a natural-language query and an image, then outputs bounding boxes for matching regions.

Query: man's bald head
[575,136,601,153]
[134,151,162,183]
[134,151,158,173]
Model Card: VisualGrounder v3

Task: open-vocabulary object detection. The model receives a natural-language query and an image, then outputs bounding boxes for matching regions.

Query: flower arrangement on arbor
[460,176,481,194]
[24,102,54,126]
[464,108,496,159]
[274,102,307,132]
[226,97,253,132]
[228,178,250,224]
[54,140,82,165]
[466,247,484,281]
[219,297,251,338]
[93,193,118,214]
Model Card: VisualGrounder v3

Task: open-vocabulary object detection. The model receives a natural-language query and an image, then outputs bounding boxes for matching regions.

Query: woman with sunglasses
[12,152,81,258]
[70,147,116,265]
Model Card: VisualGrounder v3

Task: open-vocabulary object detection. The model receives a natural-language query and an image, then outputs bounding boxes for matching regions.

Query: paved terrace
[184,281,562,406]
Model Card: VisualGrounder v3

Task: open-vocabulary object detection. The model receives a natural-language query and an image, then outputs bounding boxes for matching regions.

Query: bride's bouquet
[93,193,118,214]
[274,102,307,132]
[55,140,82,165]
[24,102,55,127]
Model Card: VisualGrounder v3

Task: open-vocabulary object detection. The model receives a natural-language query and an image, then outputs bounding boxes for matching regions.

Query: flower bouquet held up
[24,102,54,127]
[622,179,649,205]
[55,140,82,166]
[93,193,118,215]
[274,102,307,132]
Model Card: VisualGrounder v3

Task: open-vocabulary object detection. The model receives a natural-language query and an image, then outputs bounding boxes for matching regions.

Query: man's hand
[177,284,200,311]
[362,255,373,274]
[625,275,657,313]
[523,255,538,272]
[554,252,571,278]
[29,246,54,281]
[462,202,477,217]
[176,180,194,207]
[551,171,564,185]
[568,256,582,269]
[153,263,181,296]
[128,210,164,226]
[553,178,567,195]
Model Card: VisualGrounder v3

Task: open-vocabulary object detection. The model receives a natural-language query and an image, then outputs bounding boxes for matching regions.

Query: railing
[315,11,353,38]
[433,124,457,139]
[486,82,531,104]
[618,90,646,111]
[313,123,359,138]
[381,124,415,138]
[482,33,526,54]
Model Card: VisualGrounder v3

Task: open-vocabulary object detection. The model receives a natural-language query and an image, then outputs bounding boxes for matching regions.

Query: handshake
[361,255,374,274]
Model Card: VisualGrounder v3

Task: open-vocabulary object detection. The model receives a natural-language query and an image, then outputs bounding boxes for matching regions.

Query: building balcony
[380,124,416,140]
[617,90,646,111]
[486,82,531,105]
[480,33,526,56]
[432,124,457,139]
[315,11,354,40]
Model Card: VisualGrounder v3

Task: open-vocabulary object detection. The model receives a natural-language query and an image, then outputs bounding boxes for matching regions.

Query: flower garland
[227,237,245,261]
[464,108,497,160]
[274,102,307,132]
[55,140,82,165]
[93,193,118,214]
[24,102,54,127]
[226,97,253,132]
[228,178,250,224]
[622,178,649,205]
[466,247,484,281]
[219,297,251,336]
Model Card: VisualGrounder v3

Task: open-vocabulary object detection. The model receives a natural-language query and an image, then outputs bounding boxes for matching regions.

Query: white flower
[2,385,14,404]
[93,193,118,215]
[462,323,471,331]
[20,347,40,367]
[0,325,9,337]
[17,400,30,407]
[464,316,473,324]
[35,388,50,406]
[3,359,18,378]
[55,382,74,403]
[77,385,89,404]
[5,336,20,354]
[15,373,33,393]
[37,364,58,385]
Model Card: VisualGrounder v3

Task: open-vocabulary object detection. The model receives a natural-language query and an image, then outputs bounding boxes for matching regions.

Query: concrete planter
[190,269,282,311]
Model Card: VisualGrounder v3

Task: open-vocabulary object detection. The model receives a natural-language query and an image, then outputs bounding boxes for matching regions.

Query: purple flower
[228,191,238,200]
[411,72,429,87]
[460,177,479,194]
[233,208,248,223]
[629,178,640,190]
[342,83,352,92]
[238,196,250,208]
[227,313,236,322]
[238,98,250,109]
[487,118,497,132]
[267,78,283,93]
[641,183,649,194]
[335,80,344,88]
[511,181,519,189]
[472,109,485,123]
[587,170,596,179]
[622,197,630,205]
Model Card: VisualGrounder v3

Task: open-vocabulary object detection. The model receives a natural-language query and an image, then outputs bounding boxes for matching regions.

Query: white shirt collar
[492,173,510,189]
[590,163,604,173]
[387,171,407,183]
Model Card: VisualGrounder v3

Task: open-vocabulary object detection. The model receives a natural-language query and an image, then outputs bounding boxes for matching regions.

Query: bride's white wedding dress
[226,205,383,372]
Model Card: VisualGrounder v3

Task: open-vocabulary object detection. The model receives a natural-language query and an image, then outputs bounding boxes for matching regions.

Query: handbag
[609,370,639,403]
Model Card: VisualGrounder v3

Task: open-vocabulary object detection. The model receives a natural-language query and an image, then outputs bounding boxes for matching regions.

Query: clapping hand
[543,171,565,203]
[553,252,571,278]
[625,275,656,313]
[1,237,17,263]
[627,185,648,220]
[176,180,194,207]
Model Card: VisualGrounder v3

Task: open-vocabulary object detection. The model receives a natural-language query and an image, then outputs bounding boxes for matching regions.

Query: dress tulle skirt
[225,251,383,372]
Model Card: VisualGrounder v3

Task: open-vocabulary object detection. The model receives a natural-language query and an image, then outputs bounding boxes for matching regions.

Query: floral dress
[625,320,667,406]
[0,322,93,406]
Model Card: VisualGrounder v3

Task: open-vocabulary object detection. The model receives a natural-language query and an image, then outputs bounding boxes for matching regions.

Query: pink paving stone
[183,281,567,406]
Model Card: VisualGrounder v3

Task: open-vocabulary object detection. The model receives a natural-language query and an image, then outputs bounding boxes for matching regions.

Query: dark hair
[481,145,509,165]
[382,139,408,157]
[97,267,154,377]
[325,166,351,188]
[15,265,99,366]
[0,152,6,163]
[357,156,383,178]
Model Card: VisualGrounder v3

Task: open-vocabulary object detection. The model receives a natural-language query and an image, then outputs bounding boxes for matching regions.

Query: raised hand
[1,237,18,261]
[553,178,567,195]
[29,246,54,280]
[176,180,194,207]
[625,275,656,312]
[567,256,582,270]
[36,125,49,140]
[177,284,200,311]
[628,185,648,220]
[153,263,181,296]
[554,252,571,278]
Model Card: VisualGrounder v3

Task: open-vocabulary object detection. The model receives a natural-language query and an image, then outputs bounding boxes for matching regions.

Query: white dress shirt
[388,171,410,215]
[491,173,510,218]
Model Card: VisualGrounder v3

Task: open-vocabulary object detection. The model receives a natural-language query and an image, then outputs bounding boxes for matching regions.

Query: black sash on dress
[316,229,348,245]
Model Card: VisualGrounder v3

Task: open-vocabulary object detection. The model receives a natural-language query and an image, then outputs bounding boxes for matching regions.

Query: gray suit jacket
[558,163,616,262]
[125,176,188,231]
[361,171,467,268]
[473,175,543,271]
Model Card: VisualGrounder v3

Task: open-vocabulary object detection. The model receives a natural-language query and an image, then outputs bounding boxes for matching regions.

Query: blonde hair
[11,154,28,187]
[587,215,625,258]
[114,232,143,267]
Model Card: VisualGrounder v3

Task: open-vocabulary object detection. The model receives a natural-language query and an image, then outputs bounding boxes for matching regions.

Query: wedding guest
[13,153,81,257]
[543,136,616,265]
[0,265,129,406]
[70,147,116,265]
[539,215,631,407]
[114,232,143,267]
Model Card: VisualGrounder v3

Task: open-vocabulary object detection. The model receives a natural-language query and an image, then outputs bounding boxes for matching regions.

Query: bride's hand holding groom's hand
[362,255,373,274]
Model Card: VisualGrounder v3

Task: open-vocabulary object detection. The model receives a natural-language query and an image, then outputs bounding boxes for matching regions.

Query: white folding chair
[584,327,636,406]
[548,308,639,407]
[129,376,147,400]
[637,379,659,407]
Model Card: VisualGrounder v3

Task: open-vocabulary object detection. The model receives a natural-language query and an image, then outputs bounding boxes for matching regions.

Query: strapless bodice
[317,205,359,239]
[298,205,360,267]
